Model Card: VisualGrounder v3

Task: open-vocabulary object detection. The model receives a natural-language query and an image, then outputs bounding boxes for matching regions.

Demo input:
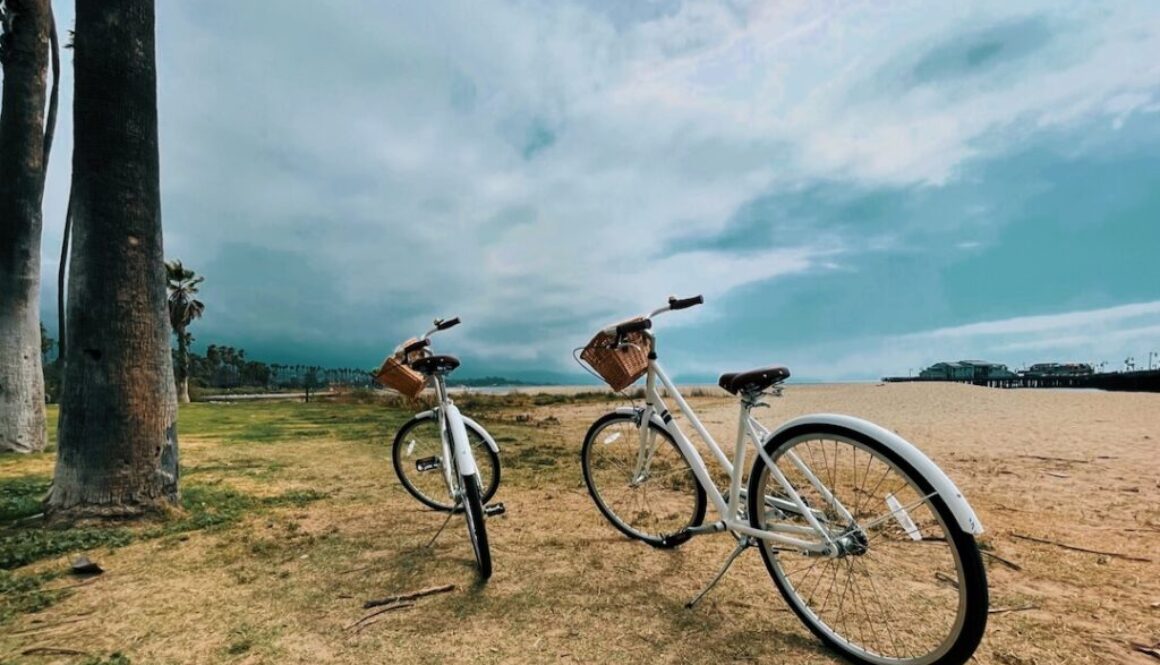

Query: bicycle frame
[431,372,477,500]
[635,343,850,556]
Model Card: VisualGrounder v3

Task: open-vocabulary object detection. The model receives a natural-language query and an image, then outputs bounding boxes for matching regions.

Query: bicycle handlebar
[601,294,704,336]
[647,293,704,318]
[397,316,462,359]
[421,315,461,340]
[615,318,652,337]
[668,294,703,310]
[403,338,430,355]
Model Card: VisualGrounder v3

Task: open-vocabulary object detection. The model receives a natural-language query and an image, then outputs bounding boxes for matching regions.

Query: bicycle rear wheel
[581,412,705,547]
[392,412,500,511]
[747,424,987,665]
[460,472,492,580]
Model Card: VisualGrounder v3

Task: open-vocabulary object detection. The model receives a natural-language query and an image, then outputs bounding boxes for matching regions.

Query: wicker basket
[375,355,426,398]
[581,321,650,391]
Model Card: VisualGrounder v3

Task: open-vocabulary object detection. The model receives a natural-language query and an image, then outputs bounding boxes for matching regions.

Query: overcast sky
[37,1,1160,381]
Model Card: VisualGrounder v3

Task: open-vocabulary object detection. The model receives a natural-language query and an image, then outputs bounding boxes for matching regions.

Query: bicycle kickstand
[685,537,756,609]
[424,509,456,549]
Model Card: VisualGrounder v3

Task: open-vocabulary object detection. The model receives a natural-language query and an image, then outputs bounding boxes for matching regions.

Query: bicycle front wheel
[460,472,492,580]
[392,413,500,511]
[747,425,987,665]
[581,412,706,547]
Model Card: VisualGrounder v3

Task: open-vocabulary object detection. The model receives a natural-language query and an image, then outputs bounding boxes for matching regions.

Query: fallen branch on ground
[343,583,457,631]
[8,616,92,636]
[337,565,372,575]
[344,601,416,630]
[1011,529,1155,559]
[363,583,455,609]
[1130,641,1160,660]
[22,647,89,657]
[934,571,960,588]
[981,550,1023,571]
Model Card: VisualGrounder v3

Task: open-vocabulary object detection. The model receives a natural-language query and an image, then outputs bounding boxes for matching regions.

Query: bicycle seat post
[432,371,449,407]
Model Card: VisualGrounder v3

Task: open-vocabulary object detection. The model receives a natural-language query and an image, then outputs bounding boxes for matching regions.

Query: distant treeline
[40,327,544,401]
[182,344,374,391]
[40,327,374,402]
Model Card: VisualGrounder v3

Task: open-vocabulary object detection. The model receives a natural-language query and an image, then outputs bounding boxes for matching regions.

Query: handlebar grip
[403,338,430,355]
[668,294,704,310]
[436,317,461,331]
[616,318,652,336]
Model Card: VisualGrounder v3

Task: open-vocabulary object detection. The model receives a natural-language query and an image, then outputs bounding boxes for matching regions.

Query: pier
[882,369,1160,392]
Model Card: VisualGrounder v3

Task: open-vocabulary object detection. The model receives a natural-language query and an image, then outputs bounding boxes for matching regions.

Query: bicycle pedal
[659,530,693,547]
[414,456,442,472]
[483,503,506,517]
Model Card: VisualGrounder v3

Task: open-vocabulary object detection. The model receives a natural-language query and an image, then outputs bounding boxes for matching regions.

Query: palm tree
[166,260,205,403]
[0,0,57,453]
[50,0,178,517]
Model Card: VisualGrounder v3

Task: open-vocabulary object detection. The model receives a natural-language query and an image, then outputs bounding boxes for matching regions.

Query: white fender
[767,414,983,534]
[462,415,500,454]
[414,409,500,454]
[442,404,478,477]
[612,407,668,430]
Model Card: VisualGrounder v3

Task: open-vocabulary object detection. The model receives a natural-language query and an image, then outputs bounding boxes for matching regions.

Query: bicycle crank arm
[659,521,726,547]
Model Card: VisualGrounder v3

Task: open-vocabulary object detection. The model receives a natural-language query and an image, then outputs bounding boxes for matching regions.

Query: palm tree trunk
[176,327,190,404]
[0,0,52,454]
[49,0,178,517]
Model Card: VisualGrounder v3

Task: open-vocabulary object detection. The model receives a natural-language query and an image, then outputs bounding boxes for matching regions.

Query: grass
[2,387,1155,663]
[0,475,52,522]
[0,484,326,571]
[0,395,603,662]
[0,568,62,625]
[0,439,330,629]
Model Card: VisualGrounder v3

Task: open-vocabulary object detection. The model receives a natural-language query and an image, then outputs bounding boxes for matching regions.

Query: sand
[683,383,1160,663]
[535,381,1160,663]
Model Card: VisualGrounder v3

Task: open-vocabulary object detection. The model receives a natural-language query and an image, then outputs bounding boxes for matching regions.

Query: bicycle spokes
[756,434,975,663]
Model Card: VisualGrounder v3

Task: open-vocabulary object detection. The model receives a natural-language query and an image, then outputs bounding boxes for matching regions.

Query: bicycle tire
[747,424,988,665]
[581,411,706,548]
[460,471,492,580]
[392,412,500,511]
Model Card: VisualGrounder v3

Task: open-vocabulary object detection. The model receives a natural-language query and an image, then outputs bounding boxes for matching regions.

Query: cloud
[35,0,1160,377]
[918,301,1160,339]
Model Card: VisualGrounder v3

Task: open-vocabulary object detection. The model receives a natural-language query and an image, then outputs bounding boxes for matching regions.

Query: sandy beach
[654,382,1160,663]
[507,381,1160,663]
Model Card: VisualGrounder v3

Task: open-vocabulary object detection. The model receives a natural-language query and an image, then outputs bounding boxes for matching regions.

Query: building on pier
[1022,362,1094,377]
[918,360,1017,381]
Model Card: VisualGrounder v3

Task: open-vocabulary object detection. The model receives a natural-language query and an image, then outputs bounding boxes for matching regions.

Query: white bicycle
[578,296,989,665]
[380,317,504,580]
